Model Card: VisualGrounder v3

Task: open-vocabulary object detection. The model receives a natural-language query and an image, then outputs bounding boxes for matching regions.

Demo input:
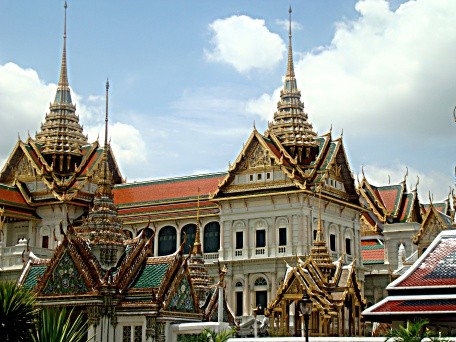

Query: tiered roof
[0,3,122,212]
[268,7,318,162]
[35,2,87,160]
[358,175,421,225]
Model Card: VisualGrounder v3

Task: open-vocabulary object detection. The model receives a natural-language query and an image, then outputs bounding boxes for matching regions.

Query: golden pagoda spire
[188,187,211,305]
[96,79,112,197]
[76,80,124,270]
[192,188,202,255]
[310,190,335,279]
[268,7,318,162]
[286,6,295,81]
[35,1,88,171]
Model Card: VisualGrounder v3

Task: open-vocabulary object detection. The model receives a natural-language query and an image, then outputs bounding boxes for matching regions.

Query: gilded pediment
[16,156,36,180]
[284,277,301,296]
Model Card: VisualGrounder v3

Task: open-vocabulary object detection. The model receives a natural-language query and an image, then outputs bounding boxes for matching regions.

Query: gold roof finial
[57,0,70,97]
[286,6,295,79]
[104,79,109,149]
[192,187,203,255]
[97,79,112,197]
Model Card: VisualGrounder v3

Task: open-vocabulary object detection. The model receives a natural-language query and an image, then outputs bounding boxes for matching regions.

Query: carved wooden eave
[211,129,307,199]
[266,130,307,177]
[116,233,154,292]
[413,203,449,245]
[9,140,122,206]
[357,177,388,223]
[34,234,103,296]
[156,247,187,301]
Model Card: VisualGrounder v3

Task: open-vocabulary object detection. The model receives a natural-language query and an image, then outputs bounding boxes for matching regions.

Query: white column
[218,287,224,322]
[219,221,224,261]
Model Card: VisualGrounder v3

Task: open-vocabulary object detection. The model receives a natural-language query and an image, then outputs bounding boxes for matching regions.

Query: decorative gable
[166,274,195,312]
[42,250,88,295]
[284,277,302,296]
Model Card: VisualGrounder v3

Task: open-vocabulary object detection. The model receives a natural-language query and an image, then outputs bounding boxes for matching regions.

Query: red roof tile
[377,187,401,214]
[396,236,456,287]
[113,173,225,205]
[0,185,27,206]
[362,248,385,261]
[371,297,456,313]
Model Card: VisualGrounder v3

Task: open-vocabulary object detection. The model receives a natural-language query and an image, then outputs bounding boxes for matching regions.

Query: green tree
[200,328,235,342]
[385,319,448,342]
[32,306,88,342]
[0,281,37,341]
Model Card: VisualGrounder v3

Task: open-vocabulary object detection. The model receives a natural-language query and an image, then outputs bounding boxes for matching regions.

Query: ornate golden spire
[188,187,211,305]
[192,188,202,255]
[35,1,88,172]
[77,80,124,270]
[56,0,70,102]
[286,6,295,81]
[310,191,335,279]
[268,7,318,162]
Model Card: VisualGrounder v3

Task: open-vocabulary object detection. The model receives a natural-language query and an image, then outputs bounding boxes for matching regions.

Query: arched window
[203,222,220,253]
[181,223,197,254]
[254,277,267,286]
[158,226,177,256]
[123,229,133,239]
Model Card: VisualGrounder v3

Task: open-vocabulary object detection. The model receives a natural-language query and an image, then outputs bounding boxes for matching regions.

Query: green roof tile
[23,265,46,290]
[131,263,169,289]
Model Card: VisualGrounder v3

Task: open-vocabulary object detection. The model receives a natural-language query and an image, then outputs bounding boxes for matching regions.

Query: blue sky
[0,0,454,201]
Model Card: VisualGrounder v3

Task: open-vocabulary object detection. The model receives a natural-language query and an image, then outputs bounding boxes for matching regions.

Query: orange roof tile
[0,185,28,206]
[113,173,225,205]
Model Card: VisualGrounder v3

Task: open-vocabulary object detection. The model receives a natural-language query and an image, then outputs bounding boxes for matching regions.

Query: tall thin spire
[77,80,124,270]
[56,0,71,104]
[188,187,211,305]
[104,79,109,149]
[97,79,112,197]
[268,7,318,162]
[286,6,295,79]
[192,188,202,255]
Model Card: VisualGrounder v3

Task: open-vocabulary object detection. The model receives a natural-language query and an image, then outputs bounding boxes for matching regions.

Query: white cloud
[245,90,280,122]
[296,0,456,139]
[205,15,285,74]
[0,63,54,151]
[275,19,302,33]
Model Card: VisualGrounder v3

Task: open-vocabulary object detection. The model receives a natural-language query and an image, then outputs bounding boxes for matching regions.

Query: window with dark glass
[313,230,317,241]
[255,291,267,315]
[42,236,49,249]
[256,229,266,248]
[278,228,287,246]
[236,292,243,317]
[236,231,243,249]
[203,222,220,253]
[330,234,336,251]
[181,224,196,254]
[158,226,177,256]
[345,237,352,255]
